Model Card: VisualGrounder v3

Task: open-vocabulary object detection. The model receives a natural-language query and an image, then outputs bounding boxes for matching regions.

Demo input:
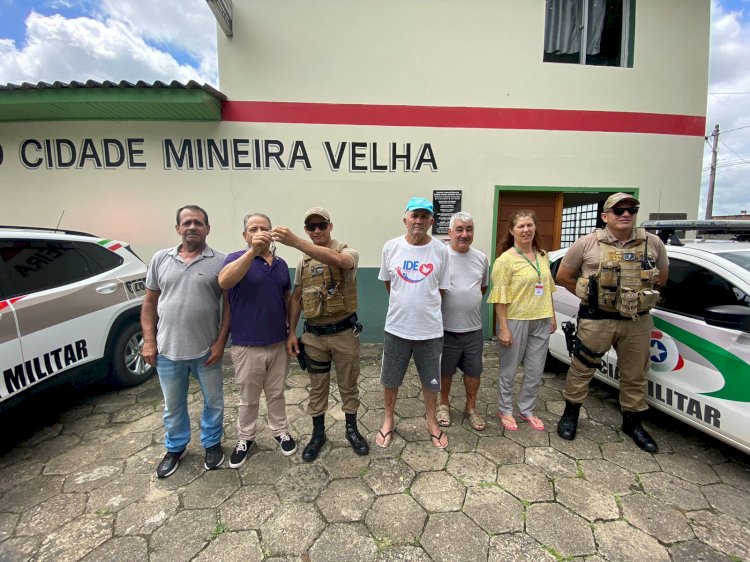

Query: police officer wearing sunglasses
[555,193,668,452]
[272,208,368,461]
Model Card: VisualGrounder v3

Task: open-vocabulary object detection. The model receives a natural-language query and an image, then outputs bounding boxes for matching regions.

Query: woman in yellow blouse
[488,210,556,431]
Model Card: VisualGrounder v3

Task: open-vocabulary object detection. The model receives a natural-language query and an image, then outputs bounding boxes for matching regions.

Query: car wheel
[110,321,156,386]
[545,351,568,374]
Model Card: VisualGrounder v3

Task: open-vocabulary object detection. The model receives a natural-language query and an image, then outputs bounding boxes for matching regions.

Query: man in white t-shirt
[376,197,450,449]
[438,212,489,431]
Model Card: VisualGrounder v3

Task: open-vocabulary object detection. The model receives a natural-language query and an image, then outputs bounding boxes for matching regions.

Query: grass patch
[575,461,585,479]
[212,513,228,538]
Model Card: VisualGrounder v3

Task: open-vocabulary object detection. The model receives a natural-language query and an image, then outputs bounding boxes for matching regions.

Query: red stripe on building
[223,101,705,137]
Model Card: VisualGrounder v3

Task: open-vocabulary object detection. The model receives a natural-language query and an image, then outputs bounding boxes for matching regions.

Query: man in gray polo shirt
[438,211,489,431]
[142,205,230,478]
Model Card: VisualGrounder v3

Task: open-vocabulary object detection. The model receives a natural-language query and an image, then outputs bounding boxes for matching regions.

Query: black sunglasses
[609,206,639,216]
[304,221,329,231]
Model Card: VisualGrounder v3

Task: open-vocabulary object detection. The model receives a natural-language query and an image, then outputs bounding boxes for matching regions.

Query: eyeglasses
[304,221,329,232]
[609,206,639,216]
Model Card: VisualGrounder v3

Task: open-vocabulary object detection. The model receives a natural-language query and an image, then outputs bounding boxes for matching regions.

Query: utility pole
[705,124,719,219]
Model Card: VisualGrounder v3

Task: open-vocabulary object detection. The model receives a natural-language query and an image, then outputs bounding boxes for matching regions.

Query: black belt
[304,314,361,336]
[578,305,647,320]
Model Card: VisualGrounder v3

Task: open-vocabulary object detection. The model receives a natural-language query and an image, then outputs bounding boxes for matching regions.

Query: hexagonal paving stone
[476,435,525,465]
[86,474,150,514]
[274,464,329,502]
[316,478,374,522]
[34,513,114,562]
[308,523,378,562]
[713,461,750,493]
[664,434,728,465]
[620,493,693,543]
[639,471,709,511]
[15,493,87,537]
[688,509,750,560]
[595,520,670,562]
[378,546,432,561]
[62,463,122,493]
[410,471,465,512]
[0,536,42,561]
[598,440,659,472]
[421,512,488,562]
[259,502,325,557]
[702,483,750,524]
[524,446,578,478]
[400,441,449,472]
[364,458,415,495]
[549,435,603,460]
[655,453,720,485]
[1,475,64,513]
[114,494,180,536]
[488,533,556,562]
[219,485,279,530]
[193,530,264,562]
[80,536,149,562]
[496,464,554,502]
[321,446,371,479]
[526,503,595,557]
[504,427,550,448]
[667,539,734,562]
[365,494,426,546]
[464,484,523,534]
[578,459,638,495]
[239,451,294,485]
[441,425,479,453]
[573,419,621,444]
[0,512,17,542]
[554,477,619,522]
[150,509,216,562]
[0,458,44,495]
[445,452,496,486]
[181,469,241,508]
[43,445,100,476]
[96,432,153,460]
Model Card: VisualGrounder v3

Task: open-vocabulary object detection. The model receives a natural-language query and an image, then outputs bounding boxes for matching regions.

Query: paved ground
[0,343,748,562]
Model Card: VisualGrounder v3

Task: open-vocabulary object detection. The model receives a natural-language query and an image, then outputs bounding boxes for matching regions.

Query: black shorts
[440,329,483,378]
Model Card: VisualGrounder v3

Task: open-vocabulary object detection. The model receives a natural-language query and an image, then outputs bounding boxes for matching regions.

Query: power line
[722,124,750,134]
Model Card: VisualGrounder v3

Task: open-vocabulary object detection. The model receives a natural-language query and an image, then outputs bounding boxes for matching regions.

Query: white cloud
[702,1,750,216]
[0,1,217,87]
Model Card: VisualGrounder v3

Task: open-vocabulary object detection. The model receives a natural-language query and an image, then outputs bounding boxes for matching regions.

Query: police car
[0,226,155,408]
[547,221,750,454]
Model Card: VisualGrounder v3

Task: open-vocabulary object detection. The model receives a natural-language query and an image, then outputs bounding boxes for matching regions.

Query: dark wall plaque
[433,190,462,234]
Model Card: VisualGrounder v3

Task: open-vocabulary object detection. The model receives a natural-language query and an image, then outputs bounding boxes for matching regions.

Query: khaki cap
[303,207,331,222]
[604,192,639,210]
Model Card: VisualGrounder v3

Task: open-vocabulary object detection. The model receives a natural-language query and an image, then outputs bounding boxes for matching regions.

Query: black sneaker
[275,433,298,456]
[204,443,225,470]
[229,439,253,469]
[156,449,187,479]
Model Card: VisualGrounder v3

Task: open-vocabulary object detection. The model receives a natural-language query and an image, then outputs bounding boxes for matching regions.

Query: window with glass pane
[543,0,634,67]
[560,203,598,248]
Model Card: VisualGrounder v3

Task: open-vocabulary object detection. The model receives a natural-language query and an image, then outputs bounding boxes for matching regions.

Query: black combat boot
[302,415,327,462]
[622,410,658,453]
[345,412,369,456]
[557,400,582,441]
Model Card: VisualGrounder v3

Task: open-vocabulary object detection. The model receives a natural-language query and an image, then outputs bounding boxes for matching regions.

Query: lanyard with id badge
[514,246,543,296]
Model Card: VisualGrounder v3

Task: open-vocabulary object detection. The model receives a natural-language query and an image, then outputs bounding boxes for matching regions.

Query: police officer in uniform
[555,193,668,452]
[273,207,369,461]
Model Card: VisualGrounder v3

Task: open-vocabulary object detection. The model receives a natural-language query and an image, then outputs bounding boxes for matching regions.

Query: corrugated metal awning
[0,80,226,122]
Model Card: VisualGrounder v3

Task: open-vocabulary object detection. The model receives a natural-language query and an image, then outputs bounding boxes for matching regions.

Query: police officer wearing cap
[555,193,668,452]
[272,208,369,461]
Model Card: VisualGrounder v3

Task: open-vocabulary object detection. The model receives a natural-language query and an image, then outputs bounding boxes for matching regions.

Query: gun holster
[562,321,577,357]
[297,340,308,371]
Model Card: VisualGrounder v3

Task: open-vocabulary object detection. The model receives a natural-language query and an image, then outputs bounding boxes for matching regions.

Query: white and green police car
[548,221,750,454]
[0,226,155,409]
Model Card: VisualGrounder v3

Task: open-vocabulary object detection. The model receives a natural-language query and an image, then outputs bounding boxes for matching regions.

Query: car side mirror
[704,305,750,333]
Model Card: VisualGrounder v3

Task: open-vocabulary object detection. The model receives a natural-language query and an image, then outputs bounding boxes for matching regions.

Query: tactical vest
[575,228,660,319]
[300,241,358,320]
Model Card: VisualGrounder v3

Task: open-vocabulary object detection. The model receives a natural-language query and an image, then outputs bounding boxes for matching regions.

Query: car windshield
[720,251,750,272]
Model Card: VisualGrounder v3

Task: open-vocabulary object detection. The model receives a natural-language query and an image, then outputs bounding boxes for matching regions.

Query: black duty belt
[578,305,647,320]
[304,313,362,336]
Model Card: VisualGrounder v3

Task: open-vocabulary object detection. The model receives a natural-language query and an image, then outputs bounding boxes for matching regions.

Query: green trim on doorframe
[486,185,641,338]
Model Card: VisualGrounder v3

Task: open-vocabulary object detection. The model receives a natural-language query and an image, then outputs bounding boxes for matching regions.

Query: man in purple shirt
[218,212,297,469]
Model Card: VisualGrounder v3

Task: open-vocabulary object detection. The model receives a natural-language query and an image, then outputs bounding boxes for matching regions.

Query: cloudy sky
[0,0,748,216]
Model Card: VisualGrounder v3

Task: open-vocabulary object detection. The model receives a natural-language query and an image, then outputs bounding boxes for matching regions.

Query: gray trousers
[497,318,551,417]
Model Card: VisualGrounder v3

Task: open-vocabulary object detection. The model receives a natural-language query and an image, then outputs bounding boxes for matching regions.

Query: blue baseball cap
[405,197,434,214]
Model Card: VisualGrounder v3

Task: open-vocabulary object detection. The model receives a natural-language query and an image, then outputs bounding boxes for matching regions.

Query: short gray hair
[243,213,272,231]
[449,211,474,229]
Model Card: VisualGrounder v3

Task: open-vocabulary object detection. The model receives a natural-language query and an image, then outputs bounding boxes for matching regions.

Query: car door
[0,257,24,404]
[649,251,750,452]
[0,238,129,401]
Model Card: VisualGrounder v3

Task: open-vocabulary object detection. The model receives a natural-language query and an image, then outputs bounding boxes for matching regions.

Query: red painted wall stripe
[223,101,706,137]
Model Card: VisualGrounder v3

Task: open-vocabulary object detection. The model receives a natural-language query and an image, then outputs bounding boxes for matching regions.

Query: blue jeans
[157,353,224,452]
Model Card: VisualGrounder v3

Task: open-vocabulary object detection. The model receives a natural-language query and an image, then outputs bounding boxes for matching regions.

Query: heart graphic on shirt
[418,263,434,276]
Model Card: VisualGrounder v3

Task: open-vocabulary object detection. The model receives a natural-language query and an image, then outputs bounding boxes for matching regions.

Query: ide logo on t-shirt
[396,260,434,283]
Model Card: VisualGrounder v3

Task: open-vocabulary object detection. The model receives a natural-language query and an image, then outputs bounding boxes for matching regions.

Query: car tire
[545,351,568,374]
[110,321,156,386]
